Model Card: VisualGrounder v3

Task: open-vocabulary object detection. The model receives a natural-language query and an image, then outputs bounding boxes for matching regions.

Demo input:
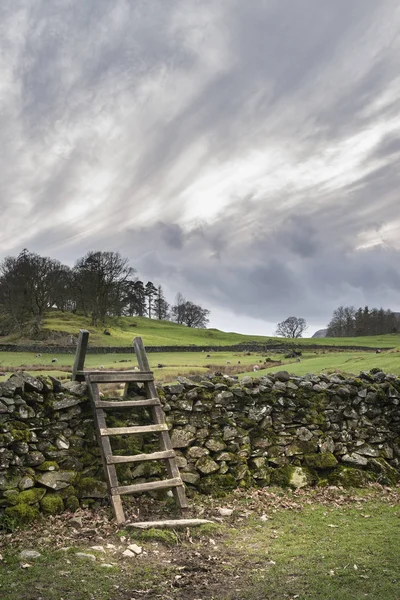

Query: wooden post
[72,329,89,381]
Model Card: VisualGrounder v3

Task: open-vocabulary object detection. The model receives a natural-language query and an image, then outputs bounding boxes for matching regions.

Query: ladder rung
[106,450,176,464]
[100,424,168,436]
[112,477,183,495]
[95,398,161,408]
[86,371,154,383]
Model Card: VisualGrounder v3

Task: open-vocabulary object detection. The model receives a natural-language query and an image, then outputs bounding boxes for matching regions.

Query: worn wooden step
[84,371,154,383]
[112,477,183,495]
[95,398,161,408]
[99,424,168,436]
[106,450,176,464]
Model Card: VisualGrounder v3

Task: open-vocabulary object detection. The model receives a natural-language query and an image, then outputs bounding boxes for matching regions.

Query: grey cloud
[1,0,400,333]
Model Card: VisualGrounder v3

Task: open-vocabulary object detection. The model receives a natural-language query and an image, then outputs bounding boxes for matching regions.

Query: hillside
[0,310,399,349]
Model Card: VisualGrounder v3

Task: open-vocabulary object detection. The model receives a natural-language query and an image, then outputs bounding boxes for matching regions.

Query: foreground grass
[229,500,399,600]
[1,488,399,600]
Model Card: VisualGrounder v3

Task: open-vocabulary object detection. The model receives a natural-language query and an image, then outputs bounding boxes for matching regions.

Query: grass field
[245,349,400,377]
[1,310,399,349]
[1,487,399,600]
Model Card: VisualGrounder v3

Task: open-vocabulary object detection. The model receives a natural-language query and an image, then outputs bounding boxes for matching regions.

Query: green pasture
[2,310,399,349]
[0,349,276,383]
[243,349,400,377]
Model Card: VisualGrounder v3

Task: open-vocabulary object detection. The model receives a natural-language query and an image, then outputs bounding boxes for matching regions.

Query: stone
[296,427,313,442]
[274,371,290,382]
[180,471,200,484]
[18,477,35,490]
[61,381,87,396]
[25,451,45,466]
[19,373,44,394]
[170,429,196,448]
[127,544,142,555]
[223,426,237,441]
[205,437,226,452]
[342,453,368,467]
[36,471,76,490]
[195,456,220,474]
[53,397,85,410]
[319,436,335,454]
[289,467,310,488]
[76,553,96,561]
[218,507,233,516]
[69,516,83,528]
[56,435,70,450]
[187,446,209,459]
[165,384,184,395]
[122,549,136,558]
[20,550,41,560]
[356,445,379,457]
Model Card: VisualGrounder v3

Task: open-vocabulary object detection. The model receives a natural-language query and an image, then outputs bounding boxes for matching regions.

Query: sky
[1,0,400,337]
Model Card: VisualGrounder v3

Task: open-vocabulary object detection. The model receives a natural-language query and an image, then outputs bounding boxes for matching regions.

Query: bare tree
[276,316,308,338]
[171,293,210,328]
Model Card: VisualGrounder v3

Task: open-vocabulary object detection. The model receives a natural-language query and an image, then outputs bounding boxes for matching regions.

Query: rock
[319,437,335,454]
[187,446,209,459]
[205,438,226,452]
[180,471,200,484]
[127,544,142,555]
[356,445,379,457]
[218,507,233,516]
[165,384,184,395]
[36,471,76,490]
[289,467,310,488]
[19,373,44,394]
[223,426,237,441]
[90,546,106,553]
[25,452,45,466]
[195,456,220,474]
[69,516,83,528]
[274,371,290,382]
[18,477,35,490]
[61,381,87,396]
[122,549,136,558]
[296,427,313,442]
[53,397,85,410]
[170,429,196,448]
[76,553,96,561]
[56,435,70,450]
[342,453,368,467]
[20,550,41,560]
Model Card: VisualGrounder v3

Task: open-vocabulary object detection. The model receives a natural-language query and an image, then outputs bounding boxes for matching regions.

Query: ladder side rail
[86,377,125,524]
[133,337,188,509]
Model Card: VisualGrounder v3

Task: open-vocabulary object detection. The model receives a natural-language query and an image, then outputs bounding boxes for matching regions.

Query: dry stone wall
[1,369,399,523]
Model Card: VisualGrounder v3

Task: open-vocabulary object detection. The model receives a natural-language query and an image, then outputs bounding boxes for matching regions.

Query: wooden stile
[72,332,188,524]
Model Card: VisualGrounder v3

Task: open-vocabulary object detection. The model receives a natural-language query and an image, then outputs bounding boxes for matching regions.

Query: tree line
[326,305,399,337]
[0,249,210,335]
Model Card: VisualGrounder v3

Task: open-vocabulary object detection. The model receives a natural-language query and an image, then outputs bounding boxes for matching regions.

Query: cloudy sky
[1,0,400,336]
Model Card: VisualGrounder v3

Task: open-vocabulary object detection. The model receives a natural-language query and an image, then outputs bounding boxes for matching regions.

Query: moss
[36,461,60,472]
[5,503,40,524]
[270,465,295,487]
[131,528,178,546]
[7,488,46,506]
[328,467,375,487]
[198,474,237,496]
[304,453,338,469]
[65,495,80,511]
[10,428,31,442]
[368,458,400,486]
[40,494,64,515]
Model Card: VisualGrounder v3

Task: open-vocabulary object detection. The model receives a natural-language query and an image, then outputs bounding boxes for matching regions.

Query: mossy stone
[328,467,375,487]
[9,488,46,506]
[37,461,60,472]
[304,453,338,469]
[5,503,40,524]
[65,496,80,511]
[198,474,237,496]
[40,494,64,515]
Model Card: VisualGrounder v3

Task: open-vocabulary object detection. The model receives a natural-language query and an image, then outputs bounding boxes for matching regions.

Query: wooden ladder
[72,331,188,524]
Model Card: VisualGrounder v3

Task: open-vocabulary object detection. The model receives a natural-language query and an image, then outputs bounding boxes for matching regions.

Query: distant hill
[312,328,327,338]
